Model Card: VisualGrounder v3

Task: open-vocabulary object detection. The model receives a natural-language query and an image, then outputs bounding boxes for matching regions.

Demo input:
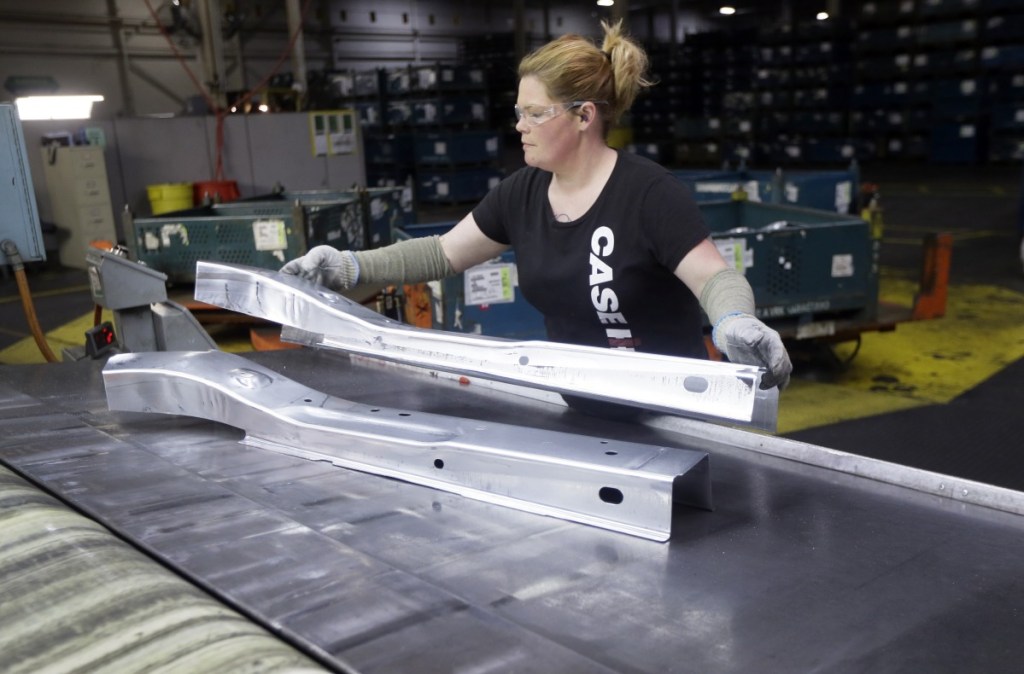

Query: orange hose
[13,267,58,363]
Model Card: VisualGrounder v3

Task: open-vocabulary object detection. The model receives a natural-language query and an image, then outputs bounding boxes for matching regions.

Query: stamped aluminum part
[194,262,778,430]
[102,350,712,541]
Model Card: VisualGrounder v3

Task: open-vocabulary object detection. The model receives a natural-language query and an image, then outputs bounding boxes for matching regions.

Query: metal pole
[285,0,308,97]
[195,0,227,109]
[613,0,629,29]
[106,0,135,116]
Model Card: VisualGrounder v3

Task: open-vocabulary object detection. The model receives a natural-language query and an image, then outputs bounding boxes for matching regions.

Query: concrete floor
[1,160,1022,487]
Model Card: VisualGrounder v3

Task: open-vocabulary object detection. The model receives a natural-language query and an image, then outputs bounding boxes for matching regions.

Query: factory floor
[1,160,1022,491]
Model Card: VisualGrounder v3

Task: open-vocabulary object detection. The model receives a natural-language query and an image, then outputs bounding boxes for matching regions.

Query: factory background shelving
[626,0,1024,169]
[326,55,503,208]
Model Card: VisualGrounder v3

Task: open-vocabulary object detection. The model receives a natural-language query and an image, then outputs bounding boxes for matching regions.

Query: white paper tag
[714,238,752,273]
[464,263,515,306]
[252,219,287,251]
[831,254,854,278]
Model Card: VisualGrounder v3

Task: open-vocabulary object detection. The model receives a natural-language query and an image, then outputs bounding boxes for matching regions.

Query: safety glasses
[514,101,604,127]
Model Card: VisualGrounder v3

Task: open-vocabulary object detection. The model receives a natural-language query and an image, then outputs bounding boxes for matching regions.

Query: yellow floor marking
[0,284,92,305]
[0,312,254,365]
[778,277,1024,434]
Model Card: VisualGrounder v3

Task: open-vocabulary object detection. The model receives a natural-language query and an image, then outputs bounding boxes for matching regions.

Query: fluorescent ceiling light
[817,11,829,20]
[597,0,614,6]
[15,95,103,120]
[719,6,736,15]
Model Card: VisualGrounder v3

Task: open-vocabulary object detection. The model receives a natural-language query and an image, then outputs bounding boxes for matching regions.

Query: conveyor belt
[2,350,1024,673]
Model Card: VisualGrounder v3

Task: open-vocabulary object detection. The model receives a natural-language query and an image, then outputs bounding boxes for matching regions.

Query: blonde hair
[518,19,652,126]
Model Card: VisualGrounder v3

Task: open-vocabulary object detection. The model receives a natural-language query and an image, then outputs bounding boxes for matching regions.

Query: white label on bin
[896,54,910,67]
[796,321,836,340]
[434,141,447,155]
[488,176,501,189]
[914,54,927,67]
[437,182,450,196]
[144,231,161,251]
[836,181,853,213]
[831,254,854,278]
[785,183,799,203]
[739,120,751,133]
[983,47,998,60]
[1014,74,1024,87]
[465,263,515,306]
[1015,109,1024,123]
[894,81,908,94]
[900,0,913,12]
[252,219,287,251]
[160,224,189,247]
[961,79,976,95]
[898,26,910,38]
[486,137,498,152]
[714,238,752,273]
[960,125,976,138]
[708,118,720,129]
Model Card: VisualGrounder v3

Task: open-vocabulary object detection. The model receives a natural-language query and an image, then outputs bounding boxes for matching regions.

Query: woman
[282,20,792,400]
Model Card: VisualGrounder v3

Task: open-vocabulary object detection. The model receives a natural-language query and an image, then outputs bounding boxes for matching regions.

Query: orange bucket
[193,180,240,205]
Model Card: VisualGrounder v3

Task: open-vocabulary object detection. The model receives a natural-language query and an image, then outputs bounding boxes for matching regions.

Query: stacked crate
[403,63,503,204]
[335,61,503,204]
[655,0,1024,166]
[983,2,1024,161]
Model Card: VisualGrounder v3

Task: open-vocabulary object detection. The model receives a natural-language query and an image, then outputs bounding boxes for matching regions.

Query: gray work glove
[280,245,358,291]
[713,313,793,390]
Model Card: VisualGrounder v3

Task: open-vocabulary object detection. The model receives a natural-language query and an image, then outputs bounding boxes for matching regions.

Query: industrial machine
[77,247,216,358]
[2,103,1015,673]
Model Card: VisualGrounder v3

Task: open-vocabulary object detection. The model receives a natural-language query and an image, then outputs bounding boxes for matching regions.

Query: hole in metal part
[434,459,444,469]
[599,487,623,504]
[369,408,381,412]
[605,451,618,456]
[303,398,313,402]
[600,440,609,444]
[518,355,529,366]
[398,412,411,416]
[683,376,709,393]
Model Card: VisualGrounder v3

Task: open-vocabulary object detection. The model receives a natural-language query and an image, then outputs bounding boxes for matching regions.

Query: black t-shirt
[472,150,711,359]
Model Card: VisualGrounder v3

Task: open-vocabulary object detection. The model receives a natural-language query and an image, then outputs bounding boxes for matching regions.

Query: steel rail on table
[102,350,713,541]
[193,262,779,431]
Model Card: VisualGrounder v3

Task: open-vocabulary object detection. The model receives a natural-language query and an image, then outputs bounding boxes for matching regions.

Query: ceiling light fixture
[720,6,736,16]
[15,95,104,120]
[597,0,614,6]
[817,11,829,20]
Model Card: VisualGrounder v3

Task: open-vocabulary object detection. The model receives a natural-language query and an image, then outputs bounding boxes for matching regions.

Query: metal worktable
[2,349,1023,673]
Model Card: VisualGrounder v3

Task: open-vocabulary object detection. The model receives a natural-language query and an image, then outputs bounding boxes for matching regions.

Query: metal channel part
[102,350,712,541]
[194,262,778,430]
